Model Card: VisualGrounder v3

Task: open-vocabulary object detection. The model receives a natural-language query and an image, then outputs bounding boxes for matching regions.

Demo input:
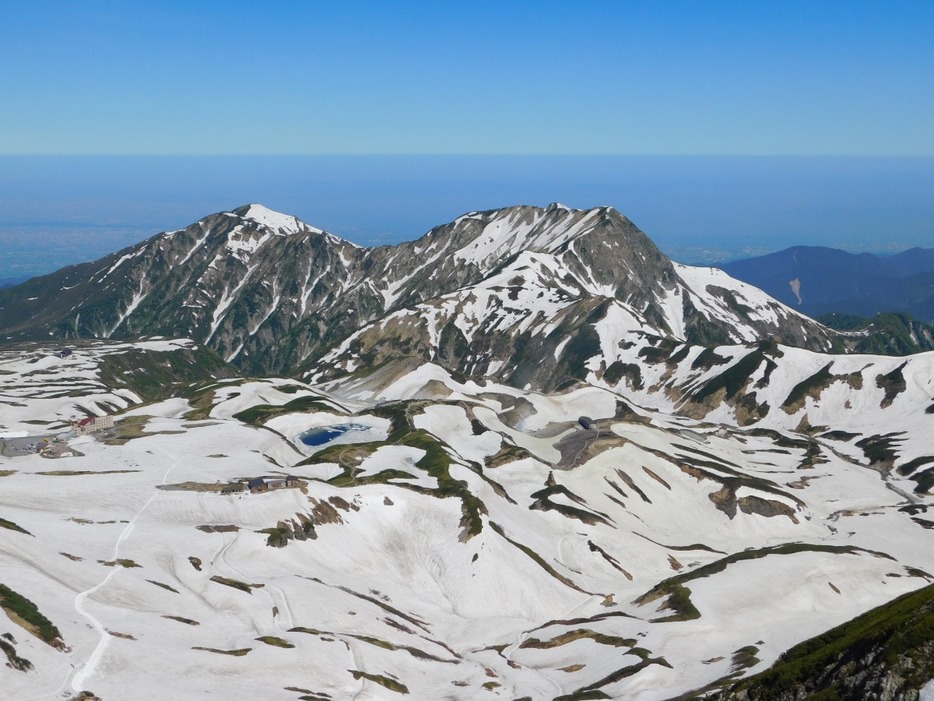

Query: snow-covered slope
[1,204,931,699]
[0,342,930,700]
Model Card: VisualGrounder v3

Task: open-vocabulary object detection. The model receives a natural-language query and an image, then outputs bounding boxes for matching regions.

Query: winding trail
[65,453,184,694]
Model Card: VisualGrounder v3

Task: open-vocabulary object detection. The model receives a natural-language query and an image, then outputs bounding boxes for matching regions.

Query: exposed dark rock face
[0,203,837,388]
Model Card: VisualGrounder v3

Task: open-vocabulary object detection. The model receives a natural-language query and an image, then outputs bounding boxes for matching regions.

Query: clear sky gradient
[2,1,932,155]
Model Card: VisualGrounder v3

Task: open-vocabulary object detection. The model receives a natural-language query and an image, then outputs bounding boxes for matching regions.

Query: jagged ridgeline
[0,203,839,386]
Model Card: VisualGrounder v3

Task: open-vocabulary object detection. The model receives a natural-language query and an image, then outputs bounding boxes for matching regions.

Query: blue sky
[2,1,932,155]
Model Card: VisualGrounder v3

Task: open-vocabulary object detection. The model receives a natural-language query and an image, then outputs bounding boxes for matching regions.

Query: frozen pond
[264,412,391,455]
[299,423,373,447]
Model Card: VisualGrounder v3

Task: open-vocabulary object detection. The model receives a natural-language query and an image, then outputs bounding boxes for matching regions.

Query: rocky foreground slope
[0,205,931,700]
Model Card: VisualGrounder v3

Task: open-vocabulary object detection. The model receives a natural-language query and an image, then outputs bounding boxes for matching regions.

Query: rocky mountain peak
[0,202,840,381]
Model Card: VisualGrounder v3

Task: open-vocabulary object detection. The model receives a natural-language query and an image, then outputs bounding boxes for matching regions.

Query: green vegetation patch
[233,396,335,426]
[603,361,643,390]
[100,345,235,402]
[910,467,934,495]
[196,524,239,533]
[104,414,151,444]
[486,443,534,469]
[558,654,672,698]
[256,635,294,648]
[210,575,264,593]
[158,481,226,492]
[554,692,611,701]
[896,456,934,477]
[0,582,62,647]
[349,670,409,695]
[692,347,731,371]
[317,402,487,538]
[731,645,761,671]
[820,312,934,356]
[0,516,31,535]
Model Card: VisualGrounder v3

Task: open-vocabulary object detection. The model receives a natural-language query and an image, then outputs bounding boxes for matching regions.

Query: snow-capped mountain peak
[232,203,317,235]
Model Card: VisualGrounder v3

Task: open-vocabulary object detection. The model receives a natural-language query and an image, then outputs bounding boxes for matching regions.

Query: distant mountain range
[720,245,934,324]
[0,275,30,290]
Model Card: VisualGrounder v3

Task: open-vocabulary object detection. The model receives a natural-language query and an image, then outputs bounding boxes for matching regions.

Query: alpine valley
[0,204,931,701]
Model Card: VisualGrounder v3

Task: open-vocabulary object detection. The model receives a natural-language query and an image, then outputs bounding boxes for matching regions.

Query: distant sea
[1,155,932,282]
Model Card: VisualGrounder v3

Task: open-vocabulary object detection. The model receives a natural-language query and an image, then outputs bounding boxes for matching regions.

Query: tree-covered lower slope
[818,312,934,355]
[707,584,934,701]
[721,245,934,324]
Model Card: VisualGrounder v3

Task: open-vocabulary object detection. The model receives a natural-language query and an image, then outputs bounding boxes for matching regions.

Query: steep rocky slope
[0,204,838,381]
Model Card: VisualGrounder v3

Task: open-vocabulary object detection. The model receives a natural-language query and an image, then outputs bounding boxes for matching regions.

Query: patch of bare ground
[708,485,799,523]
[158,481,225,492]
[1,635,32,672]
[348,670,409,694]
[99,558,141,568]
[107,629,136,640]
[210,575,264,593]
[147,579,179,593]
[308,498,343,525]
[556,430,621,469]
[38,469,140,476]
[192,646,251,656]
[163,615,199,625]
[587,540,633,580]
[520,629,637,649]
[196,524,239,533]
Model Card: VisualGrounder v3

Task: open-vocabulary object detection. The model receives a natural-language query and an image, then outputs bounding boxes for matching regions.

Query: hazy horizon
[4,4,931,282]
[2,154,932,282]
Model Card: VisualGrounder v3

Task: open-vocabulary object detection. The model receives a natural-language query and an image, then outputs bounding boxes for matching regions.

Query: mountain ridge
[0,203,838,384]
[721,245,934,324]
